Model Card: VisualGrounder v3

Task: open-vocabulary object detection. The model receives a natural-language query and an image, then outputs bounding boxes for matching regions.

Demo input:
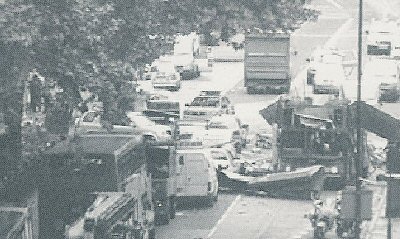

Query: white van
[175,149,218,205]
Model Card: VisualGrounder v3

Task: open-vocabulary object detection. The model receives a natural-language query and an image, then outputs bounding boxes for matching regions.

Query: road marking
[207,195,242,239]
[324,18,354,48]
[290,17,354,99]
[325,0,344,9]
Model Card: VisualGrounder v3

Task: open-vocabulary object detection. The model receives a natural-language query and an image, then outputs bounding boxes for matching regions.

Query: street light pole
[355,0,363,238]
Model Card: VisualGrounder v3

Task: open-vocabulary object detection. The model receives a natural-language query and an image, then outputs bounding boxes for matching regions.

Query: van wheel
[206,196,214,207]
[213,193,218,202]
[170,198,176,219]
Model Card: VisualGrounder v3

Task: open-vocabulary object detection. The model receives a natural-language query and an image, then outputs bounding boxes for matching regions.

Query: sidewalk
[361,183,400,239]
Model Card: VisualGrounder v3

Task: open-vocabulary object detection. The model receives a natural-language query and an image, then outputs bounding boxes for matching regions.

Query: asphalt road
[147,0,398,238]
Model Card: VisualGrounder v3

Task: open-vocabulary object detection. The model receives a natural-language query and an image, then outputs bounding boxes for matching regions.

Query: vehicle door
[177,152,208,196]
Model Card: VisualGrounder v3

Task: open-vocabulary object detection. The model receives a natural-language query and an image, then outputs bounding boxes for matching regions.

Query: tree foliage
[0,0,317,127]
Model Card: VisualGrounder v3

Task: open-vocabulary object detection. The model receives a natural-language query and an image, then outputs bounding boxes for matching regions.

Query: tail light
[208,182,212,191]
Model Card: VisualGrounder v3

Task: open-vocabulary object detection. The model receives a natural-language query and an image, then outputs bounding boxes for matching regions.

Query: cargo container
[244,33,291,94]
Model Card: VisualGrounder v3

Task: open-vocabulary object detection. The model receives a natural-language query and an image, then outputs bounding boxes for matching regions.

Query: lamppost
[355,0,363,238]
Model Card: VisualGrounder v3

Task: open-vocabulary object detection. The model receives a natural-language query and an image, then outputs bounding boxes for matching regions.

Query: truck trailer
[244,33,291,94]
[40,134,155,239]
[146,141,178,225]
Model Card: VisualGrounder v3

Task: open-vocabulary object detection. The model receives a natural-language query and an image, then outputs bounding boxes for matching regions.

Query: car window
[208,122,228,129]
[83,112,98,122]
[211,151,228,160]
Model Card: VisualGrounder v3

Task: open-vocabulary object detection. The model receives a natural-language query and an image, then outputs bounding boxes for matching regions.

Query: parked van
[175,148,218,205]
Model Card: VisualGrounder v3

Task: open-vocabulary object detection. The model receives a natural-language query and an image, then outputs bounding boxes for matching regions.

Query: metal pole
[387,170,392,239]
[355,0,363,238]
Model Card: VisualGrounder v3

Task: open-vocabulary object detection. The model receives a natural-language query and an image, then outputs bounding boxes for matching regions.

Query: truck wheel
[170,198,176,219]
[162,212,170,225]
[149,228,156,239]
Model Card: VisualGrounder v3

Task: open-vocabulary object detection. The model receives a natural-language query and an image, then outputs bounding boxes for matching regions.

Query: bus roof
[44,134,142,155]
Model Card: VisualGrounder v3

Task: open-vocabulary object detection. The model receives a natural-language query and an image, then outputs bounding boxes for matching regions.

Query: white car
[204,115,248,151]
[126,112,173,141]
[183,91,234,120]
[209,148,234,170]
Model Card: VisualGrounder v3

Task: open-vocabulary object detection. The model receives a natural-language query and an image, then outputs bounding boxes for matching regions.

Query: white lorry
[363,58,400,103]
[307,50,345,95]
[149,56,181,91]
[174,33,201,80]
[366,19,397,56]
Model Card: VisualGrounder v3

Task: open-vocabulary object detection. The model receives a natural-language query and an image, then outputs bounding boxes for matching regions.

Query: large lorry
[174,53,200,80]
[174,33,201,80]
[306,51,345,95]
[65,192,155,239]
[244,33,291,94]
[366,19,397,56]
[363,58,400,103]
[150,56,181,91]
[41,134,155,239]
[260,98,369,189]
[145,141,178,225]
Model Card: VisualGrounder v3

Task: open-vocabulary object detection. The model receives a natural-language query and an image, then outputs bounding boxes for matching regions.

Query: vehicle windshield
[155,73,175,80]
[83,112,98,122]
[208,118,238,129]
[147,101,179,111]
[190,97,220,107]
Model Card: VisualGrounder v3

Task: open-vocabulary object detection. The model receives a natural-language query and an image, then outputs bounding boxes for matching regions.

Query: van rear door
[176,152,208,197]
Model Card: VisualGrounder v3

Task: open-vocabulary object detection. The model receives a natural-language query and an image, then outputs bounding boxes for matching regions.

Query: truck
[41,134,155,239]
[146,141,178,225]
[244,33,291,94]
[366,19,396,56]
[174,33,201,80]
[363,58,400,103]
[260,98,369,190]
[150,56,181,91]
[307,62,344,95]
[65,192,155,239]
[174,53,200,80]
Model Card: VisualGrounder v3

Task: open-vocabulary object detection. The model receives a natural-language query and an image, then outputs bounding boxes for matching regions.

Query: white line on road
[207,195,242,239]
[324,18,354,49]
[290,17,355,99]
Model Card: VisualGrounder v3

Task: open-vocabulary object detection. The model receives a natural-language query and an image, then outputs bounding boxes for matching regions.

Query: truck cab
[366,19,396,56]
[146,142,177,226]
[363,58,400,103]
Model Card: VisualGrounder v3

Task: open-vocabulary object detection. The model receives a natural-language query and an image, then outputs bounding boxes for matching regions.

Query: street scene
[1,0,400,239]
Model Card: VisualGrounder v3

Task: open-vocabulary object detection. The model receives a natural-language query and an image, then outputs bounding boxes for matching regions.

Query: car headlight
[330,167,338,174]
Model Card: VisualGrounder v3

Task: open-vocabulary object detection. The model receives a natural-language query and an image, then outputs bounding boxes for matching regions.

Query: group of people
[308,192,356,238]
